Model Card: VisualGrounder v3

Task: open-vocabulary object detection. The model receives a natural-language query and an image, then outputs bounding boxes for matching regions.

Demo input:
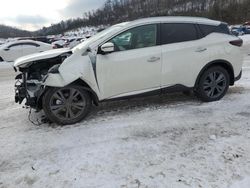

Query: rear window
[199,23,230,36]
[161,23,199,45]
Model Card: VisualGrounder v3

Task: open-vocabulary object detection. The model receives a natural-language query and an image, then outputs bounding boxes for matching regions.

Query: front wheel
[195,66,230,102]
[43,86,92,125]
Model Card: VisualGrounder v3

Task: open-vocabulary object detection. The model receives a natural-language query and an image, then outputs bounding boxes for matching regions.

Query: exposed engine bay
[15,52,72,109]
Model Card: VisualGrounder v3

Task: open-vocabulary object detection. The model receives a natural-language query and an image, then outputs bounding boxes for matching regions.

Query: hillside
[0,24,32,38]
[36,0,250,36]
[1,0,249,37]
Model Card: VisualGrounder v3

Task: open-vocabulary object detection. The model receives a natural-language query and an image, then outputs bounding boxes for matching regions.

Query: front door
[96,24,162,100]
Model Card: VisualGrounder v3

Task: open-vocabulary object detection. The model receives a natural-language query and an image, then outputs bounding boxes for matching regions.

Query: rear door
[160,23,211,88]
[21,42,40,56]
[5,43,23,61]
[96,24,162,100]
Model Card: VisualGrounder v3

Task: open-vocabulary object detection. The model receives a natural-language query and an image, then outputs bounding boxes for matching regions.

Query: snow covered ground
[0,59,250,188]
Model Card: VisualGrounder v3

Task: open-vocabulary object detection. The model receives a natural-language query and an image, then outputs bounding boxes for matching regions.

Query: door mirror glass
[101,42,114,53]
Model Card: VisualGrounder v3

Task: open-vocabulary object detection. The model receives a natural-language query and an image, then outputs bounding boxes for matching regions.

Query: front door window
[109,24,157,52]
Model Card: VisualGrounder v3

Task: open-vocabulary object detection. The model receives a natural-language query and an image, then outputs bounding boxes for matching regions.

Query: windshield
[72,23,128,52]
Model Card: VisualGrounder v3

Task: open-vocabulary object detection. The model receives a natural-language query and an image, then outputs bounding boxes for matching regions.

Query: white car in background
[0,40,52,62]
[14,17,244,125]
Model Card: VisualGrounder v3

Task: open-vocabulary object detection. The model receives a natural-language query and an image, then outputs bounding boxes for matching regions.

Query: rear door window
[161,23,198,45]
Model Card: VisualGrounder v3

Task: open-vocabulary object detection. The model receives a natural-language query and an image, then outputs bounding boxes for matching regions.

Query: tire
[182,90,193,96]
[43,85,92,125]
[0,57,3,62]
[195,66,230,102]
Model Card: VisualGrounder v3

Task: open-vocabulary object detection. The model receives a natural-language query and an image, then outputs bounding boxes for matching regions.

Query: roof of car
[128,16,221,26]
[8,39,38,45]
[0,39,49,49]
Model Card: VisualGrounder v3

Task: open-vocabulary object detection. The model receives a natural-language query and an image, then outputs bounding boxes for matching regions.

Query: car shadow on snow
[30,85,246,128]
[29,91,198,128]
[83,85,247,122]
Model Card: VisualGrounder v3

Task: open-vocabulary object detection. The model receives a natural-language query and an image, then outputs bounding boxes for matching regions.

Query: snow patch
[0,60,250,187]
[209,135,217,140]
[230,177,250,188]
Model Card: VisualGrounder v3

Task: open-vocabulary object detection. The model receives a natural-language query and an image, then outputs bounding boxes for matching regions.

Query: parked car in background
[0,40,53,62]
[243,21,250,26]
[64,38,84,48]
[52,39,66,49]
[16,37,50,44]
[14,17,244,125]
[230,25,250,36]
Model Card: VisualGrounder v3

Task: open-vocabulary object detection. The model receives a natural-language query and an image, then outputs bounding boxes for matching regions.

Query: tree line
[36,0,250,36]
[1,0,250,38]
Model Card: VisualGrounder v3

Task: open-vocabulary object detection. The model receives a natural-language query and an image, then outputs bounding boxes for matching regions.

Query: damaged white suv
[14,17,244,125]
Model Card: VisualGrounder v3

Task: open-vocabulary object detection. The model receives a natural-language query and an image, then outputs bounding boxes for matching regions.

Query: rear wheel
[195,66,229,102]
[43,85,92,125]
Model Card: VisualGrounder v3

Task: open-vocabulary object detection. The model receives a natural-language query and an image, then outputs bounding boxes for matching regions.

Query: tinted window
[21,42,39,47]
[199,24,230,36]
[218,23,230,34]
[199,25,217,36]
[110,24,157,51]
[9,42,39,49]
[23,42,40,47]
[9,44,22,48]
[161,23,198,45]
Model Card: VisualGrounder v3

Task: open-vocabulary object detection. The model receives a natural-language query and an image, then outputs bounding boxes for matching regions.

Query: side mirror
[100,42,114,54]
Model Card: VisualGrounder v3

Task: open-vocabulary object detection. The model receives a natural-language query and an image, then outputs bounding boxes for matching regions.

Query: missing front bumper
[14,73,42,108]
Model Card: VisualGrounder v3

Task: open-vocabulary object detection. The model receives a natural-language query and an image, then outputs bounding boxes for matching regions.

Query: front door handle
[147,56,160,62]
[195,47,207,52]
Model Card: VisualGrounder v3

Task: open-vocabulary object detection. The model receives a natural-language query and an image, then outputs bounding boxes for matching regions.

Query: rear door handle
[195,47,207,52]
[147,56,160,62]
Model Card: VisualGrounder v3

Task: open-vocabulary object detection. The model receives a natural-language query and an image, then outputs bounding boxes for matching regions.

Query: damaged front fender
[43,50,101,100]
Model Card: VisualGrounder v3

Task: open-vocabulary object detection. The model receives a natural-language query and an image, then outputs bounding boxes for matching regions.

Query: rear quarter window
[199,24,230,36]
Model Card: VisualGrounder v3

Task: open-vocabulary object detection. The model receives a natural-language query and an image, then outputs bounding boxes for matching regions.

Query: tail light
[52,44,57,49]
[229,39,243,47]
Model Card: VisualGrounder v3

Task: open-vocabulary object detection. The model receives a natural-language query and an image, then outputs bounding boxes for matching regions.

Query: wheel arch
[37,79,99,110]
[195,60,235,88]
[69,79,99,106]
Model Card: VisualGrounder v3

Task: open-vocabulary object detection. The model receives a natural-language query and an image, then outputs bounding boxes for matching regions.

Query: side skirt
[100,84,193,102]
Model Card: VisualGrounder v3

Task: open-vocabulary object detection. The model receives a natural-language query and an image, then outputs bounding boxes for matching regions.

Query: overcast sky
[0,0,106,31]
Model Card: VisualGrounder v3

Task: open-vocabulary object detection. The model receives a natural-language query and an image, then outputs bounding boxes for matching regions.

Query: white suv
[14,17,244,125]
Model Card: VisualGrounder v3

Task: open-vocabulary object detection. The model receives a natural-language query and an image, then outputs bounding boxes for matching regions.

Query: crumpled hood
[14,48,72,68]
